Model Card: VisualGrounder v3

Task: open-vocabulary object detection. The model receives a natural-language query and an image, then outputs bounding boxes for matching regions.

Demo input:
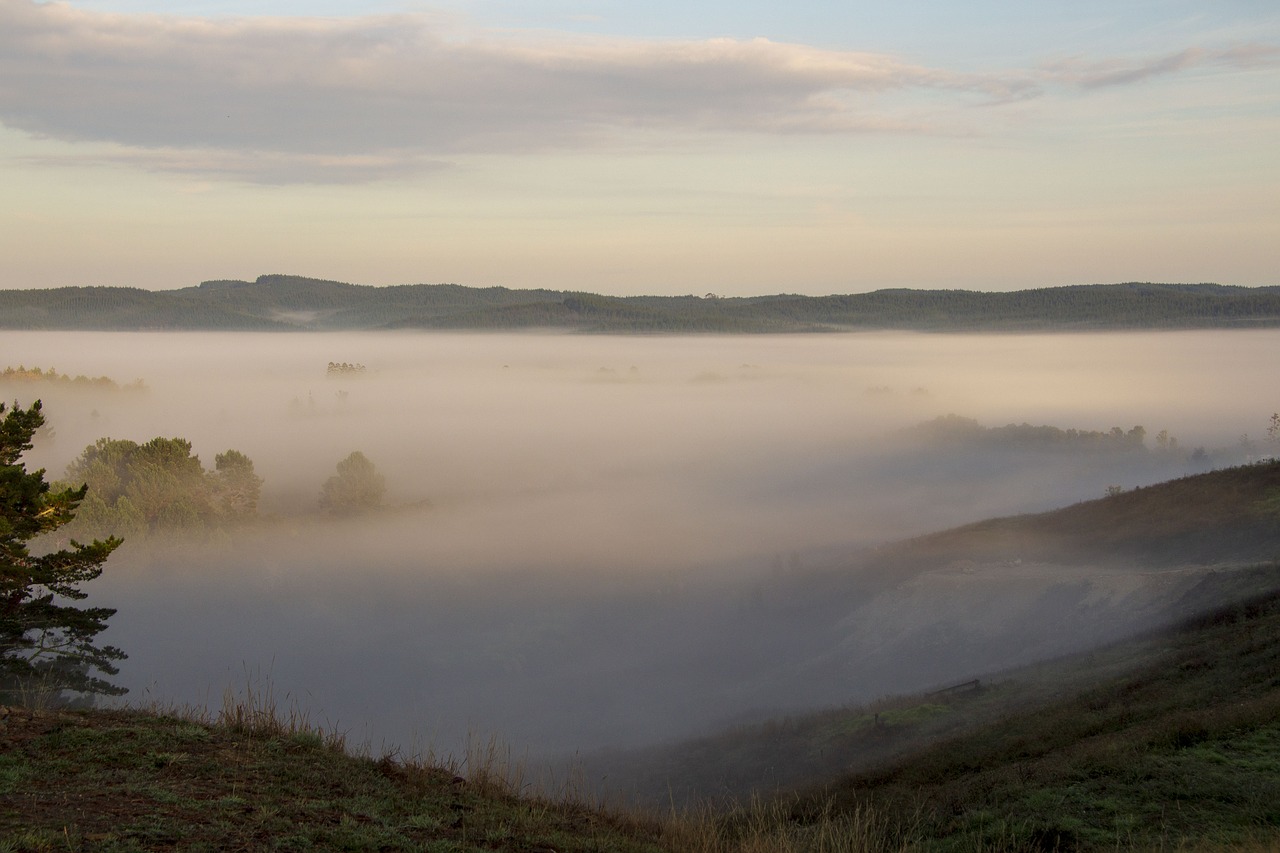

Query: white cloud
[0,1,1271,183]
[0,0,1036,183]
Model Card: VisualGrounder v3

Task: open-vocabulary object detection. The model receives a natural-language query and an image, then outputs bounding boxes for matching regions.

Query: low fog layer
[2,330,1276,758]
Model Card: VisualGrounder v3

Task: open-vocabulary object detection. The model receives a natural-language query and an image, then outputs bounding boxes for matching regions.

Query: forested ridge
[3,276,1280,331]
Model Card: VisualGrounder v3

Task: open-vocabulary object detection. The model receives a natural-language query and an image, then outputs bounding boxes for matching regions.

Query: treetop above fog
[319,451,386,516]
[60,436,263,539]
[0,365,145,391]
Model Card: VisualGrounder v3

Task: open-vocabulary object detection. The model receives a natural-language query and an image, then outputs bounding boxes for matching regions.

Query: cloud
[1042,44,1279,89]
[0,0,1033,182]
[0,1,1271,183]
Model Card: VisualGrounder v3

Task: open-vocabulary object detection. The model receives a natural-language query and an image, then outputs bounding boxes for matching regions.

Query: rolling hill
[4,276,1280,331]
[585,461,1280,809]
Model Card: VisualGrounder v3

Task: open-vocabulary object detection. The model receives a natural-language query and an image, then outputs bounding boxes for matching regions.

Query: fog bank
[2,330,1275,758]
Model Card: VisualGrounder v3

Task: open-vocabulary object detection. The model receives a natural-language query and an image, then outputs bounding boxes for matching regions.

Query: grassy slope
[593,462,1280,844]
[723,588,1280,852]
[724,461,1280,744]
[597,563,1280,810]
[772,461,1280,646]
[6,586,1277,851]
[0,703,669,852]
[863,459,1280,573]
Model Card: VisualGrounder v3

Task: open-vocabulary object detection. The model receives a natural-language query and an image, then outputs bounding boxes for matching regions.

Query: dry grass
[2,666,675,852]
[660,797,905,853]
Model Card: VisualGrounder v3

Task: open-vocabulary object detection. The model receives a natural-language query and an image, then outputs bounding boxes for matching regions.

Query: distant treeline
[0,365,144,391]
[911,414,1163,451]
[2,276,1280,332]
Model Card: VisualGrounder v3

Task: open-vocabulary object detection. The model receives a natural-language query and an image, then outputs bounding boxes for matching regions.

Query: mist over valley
[3,329,1277,765]
[5,0,1278,842]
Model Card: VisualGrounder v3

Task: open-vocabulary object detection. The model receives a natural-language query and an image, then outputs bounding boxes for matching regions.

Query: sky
[1,0,1277,296]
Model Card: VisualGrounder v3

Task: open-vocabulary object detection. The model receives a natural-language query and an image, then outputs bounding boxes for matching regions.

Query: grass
[775,587,1280,851]
[877,459,1280,570]
[575,577,1280,851]
[666,799,903,853]
[0,695,901,852]
[0,683,670,853]
[8,586,1279,852]
[4,613,1280,853]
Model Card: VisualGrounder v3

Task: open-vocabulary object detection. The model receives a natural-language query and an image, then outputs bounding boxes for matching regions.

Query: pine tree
[0,400,125,705]
[214,449,263,521]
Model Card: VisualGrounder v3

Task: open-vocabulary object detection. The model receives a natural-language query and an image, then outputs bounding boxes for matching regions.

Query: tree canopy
[0,400,125,705]
[62,437,263,539]
[319,451,385,516]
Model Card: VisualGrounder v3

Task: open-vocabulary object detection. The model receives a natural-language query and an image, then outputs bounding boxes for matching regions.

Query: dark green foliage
[3,276,1280,331]
[0,401,125,704]
[0,286,289,330]
[319,451,386,516]
[63,437,262,539]
[213,449,264,521]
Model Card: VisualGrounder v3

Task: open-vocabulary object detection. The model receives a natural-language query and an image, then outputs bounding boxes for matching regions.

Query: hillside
[595,563,1280,810]
[0,700,668,852]
[4,581,1278,851]
[654,461,1280,725]
[3,276,1280,331]
[584,462,1280,809]
[869,457,1280,571]
[796,585,1280,851]
[682,585,1280,852]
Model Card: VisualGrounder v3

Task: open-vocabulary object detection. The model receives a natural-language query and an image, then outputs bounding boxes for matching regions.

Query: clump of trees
[1,401,125,706]
[319,451,385,515]
[60,437,263,540]
[0,365,145,391]
[326,362,366,377]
